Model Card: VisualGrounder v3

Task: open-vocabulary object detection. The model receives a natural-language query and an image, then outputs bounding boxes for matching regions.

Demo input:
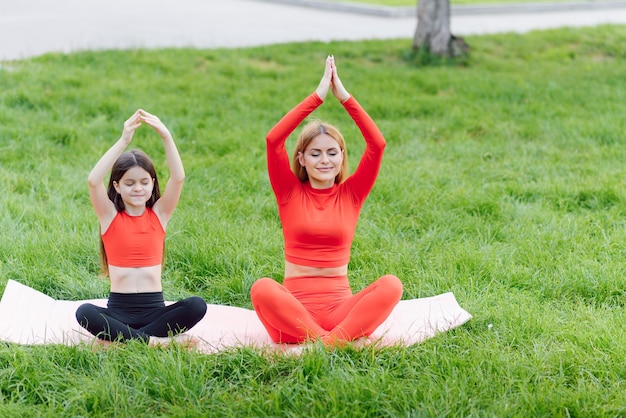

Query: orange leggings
[250,274,403,344]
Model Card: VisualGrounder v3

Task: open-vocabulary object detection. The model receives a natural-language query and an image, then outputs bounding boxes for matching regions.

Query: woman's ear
[297,151,305,167]
[113,181,120,194]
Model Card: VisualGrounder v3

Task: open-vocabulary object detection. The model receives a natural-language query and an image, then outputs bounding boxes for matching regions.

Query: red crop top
[266,93,386,268]
[101,207,165,268]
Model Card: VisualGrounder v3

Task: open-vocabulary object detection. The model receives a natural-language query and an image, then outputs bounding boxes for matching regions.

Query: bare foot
[350,336,375,349]
[148,334,199,350]
[280,342,319,356]
[321,335,375,349]
[174,333,200,349]
[91,338,117,352]
[320,335,348,348]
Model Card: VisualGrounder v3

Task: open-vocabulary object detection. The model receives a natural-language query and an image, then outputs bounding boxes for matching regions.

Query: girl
[76,109,206,346]
[250,56,403,346]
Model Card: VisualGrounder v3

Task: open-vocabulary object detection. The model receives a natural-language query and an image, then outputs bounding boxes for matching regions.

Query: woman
[250,56,403,346]
[76,109,207,346]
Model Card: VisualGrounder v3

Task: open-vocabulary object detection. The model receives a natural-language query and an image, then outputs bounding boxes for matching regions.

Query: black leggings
[75,292,207,343]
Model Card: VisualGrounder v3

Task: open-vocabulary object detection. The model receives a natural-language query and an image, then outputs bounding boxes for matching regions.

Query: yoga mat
[0,279,471,353]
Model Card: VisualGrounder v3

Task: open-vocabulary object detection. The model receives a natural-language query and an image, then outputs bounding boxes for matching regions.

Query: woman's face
[113,166,154,211]
[298,133,344,189]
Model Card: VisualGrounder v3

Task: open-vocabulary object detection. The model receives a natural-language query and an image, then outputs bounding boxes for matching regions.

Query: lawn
[1,24,626,416]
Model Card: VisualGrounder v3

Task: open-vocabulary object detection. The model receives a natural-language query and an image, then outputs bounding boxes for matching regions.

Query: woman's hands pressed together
[315,55,350,103]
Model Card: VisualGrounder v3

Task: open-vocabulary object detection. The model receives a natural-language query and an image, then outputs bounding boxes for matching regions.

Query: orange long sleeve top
[266,93,386,268]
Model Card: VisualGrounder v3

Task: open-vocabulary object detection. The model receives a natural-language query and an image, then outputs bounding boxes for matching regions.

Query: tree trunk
[413,0,468,57]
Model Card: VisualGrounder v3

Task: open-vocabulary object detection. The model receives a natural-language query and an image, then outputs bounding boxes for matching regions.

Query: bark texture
[413,0,469,56]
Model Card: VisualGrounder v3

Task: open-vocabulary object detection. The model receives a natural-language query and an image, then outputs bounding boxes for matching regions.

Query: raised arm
[88,110,141,230]
[267,55,333,149]
[265,58,335,201]
[328,55,351,103]
[331,57,386,201]
[315,55,334,101]
[140,110,184,225]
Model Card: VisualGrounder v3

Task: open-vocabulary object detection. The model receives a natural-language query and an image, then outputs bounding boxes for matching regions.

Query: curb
[255,0,626,17]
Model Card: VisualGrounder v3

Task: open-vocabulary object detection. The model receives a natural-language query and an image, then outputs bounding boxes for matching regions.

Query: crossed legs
[250,274,403,345]
[76,293,207,344]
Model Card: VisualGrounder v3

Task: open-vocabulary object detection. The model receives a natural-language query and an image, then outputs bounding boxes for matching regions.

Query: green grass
[1,24,626,416]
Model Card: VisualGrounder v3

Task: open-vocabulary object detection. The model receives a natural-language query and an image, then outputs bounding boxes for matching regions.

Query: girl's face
[298,133,344,189]
[113,166,154,212]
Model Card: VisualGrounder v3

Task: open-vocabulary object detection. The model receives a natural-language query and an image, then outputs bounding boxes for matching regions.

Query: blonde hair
[291,120,349,184]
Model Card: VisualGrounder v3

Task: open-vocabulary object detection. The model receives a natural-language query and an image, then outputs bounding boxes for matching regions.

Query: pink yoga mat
[0,279,471,353]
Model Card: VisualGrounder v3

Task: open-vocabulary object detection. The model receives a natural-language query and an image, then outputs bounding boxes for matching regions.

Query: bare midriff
[284,260,348,279]
[108,264,163,293]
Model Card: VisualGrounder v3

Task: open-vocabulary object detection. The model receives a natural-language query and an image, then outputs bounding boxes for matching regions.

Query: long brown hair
[291,120,349,184]
[99,149,163,276]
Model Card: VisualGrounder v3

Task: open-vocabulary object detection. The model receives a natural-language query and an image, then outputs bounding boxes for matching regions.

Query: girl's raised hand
[121,110,142,144]
[137,109,172,140]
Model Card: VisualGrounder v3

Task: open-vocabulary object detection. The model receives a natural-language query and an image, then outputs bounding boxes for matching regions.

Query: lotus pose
[76,109,206,346]
[250,56,403,345]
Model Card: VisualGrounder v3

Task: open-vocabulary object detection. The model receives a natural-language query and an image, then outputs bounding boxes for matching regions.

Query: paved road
[1,0,625,61]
